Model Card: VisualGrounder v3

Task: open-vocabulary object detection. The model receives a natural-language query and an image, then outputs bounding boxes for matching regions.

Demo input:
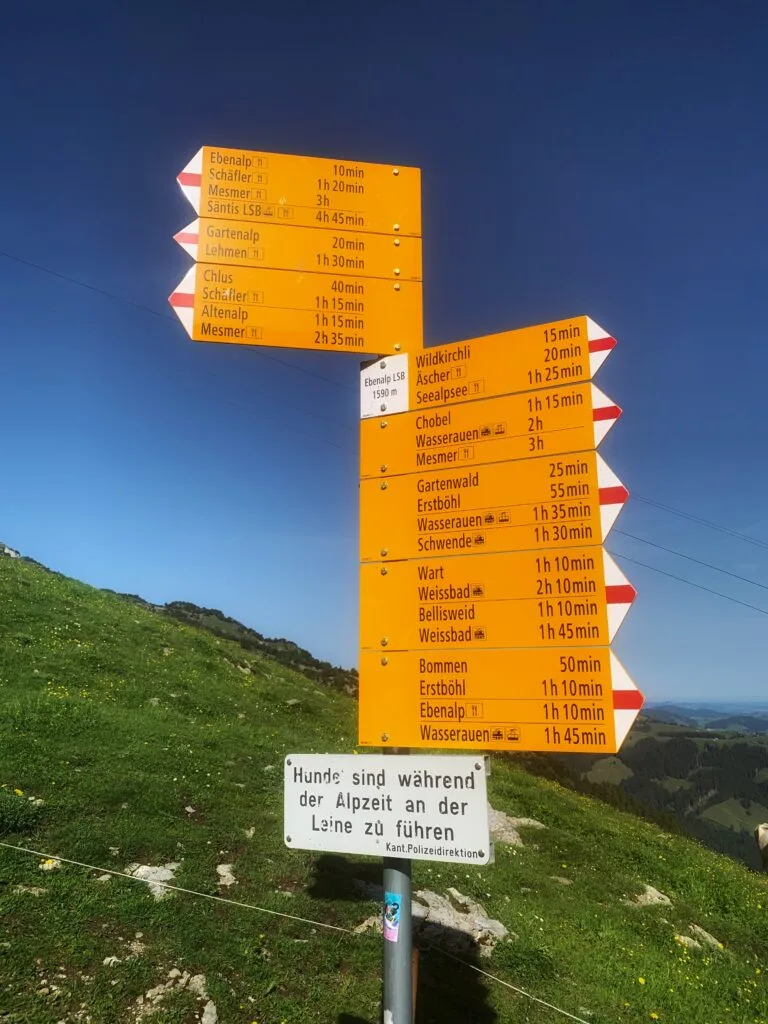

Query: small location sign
[360,450,628,562]
[408,317,615,409]
[359,649,644,752]
[169,263,421,355]
[360,384,621,479]
[178,146,422,236]
[175,217,422,282]
[284,753,491,864]
[361,353,412,419]
[359,546,635,652]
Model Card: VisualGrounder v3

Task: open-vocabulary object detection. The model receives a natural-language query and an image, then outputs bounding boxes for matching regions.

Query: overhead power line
[614,530,768,592]
[607,550,768,617]
[0,249,358,447]
[632,494,768,552]
[0,250,355,393]
[6,246,768,624]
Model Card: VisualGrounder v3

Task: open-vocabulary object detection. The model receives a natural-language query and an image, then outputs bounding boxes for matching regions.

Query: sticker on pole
[284,753,491,864]
[361,354,410,419]
[383,892,402,942]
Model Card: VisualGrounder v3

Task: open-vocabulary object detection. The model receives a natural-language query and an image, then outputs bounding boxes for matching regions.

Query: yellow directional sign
[360,451,628,562]
[359,546,634,652]
[178,146,421,236]
[360,384,620,478]
[169,263,422,355]
[355,320,639,754]
[176,217,422,282]
[359,648,635,752]
[408,317,615,409]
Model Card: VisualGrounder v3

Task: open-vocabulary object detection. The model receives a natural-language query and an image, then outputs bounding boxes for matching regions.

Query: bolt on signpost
[170,144,644,1022]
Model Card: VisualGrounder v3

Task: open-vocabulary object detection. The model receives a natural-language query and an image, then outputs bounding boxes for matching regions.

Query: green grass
[702,798,768,830]
[1,554,767,1023]
[584,756,634,785]
[658,778,693,793]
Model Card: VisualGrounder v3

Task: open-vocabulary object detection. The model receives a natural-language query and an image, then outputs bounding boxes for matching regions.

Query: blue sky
[1,1,767,701]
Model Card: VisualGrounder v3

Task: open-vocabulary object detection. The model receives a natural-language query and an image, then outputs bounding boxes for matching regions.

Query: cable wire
[429,943,593,1024]
[0,250,355,393]
[614,530,768,592]
[0,840,353,934]
[7,246,768,622]
[632,494,768,551]
[0,249,358,449]
[1,839,598,1022]
[607,550,768,616]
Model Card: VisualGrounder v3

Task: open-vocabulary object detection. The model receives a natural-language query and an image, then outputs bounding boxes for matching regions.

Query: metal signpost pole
[383,747,413,1023]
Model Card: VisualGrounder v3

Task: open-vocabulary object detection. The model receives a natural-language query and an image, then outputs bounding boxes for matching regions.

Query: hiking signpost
[169,143,644,1024]
[359,450,628,561]
[168,262,421,354]
[358,326,642,758]
[169,146,422,356]
[175,146,422,235]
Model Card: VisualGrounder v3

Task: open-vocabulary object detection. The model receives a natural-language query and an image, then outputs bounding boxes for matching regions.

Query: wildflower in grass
[14,788,23,796]
[651,1015,659,1020]
[638,977,646,985]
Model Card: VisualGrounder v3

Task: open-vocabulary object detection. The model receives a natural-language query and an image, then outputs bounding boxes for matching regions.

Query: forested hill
[158,601,358,694]
[521,717,768,871]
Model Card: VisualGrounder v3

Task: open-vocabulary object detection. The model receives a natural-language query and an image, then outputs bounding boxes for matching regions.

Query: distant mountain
[646,702,768,732]
[644,705,701,727]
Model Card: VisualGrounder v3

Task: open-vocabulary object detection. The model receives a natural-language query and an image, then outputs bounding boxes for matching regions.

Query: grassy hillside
[1,553,767,1023]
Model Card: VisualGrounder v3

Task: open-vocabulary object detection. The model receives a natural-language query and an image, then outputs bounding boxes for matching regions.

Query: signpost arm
[383,747,414,1023]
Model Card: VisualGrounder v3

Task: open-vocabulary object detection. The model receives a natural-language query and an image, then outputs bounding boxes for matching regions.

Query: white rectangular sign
[360,353,410,419]
[284,753,491,864]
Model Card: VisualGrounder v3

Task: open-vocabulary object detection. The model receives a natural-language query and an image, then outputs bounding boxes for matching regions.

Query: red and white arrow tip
[596,454,629,540]
[602,548,636,640]
[591,384,622,446]
[168,266,196,336]
[586,317,617,377]
[177,148,204,214]
[174,220,200,260]
[610,652,644,748]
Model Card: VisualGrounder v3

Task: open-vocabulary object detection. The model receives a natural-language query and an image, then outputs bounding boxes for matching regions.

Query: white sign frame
[284,753,492,864]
